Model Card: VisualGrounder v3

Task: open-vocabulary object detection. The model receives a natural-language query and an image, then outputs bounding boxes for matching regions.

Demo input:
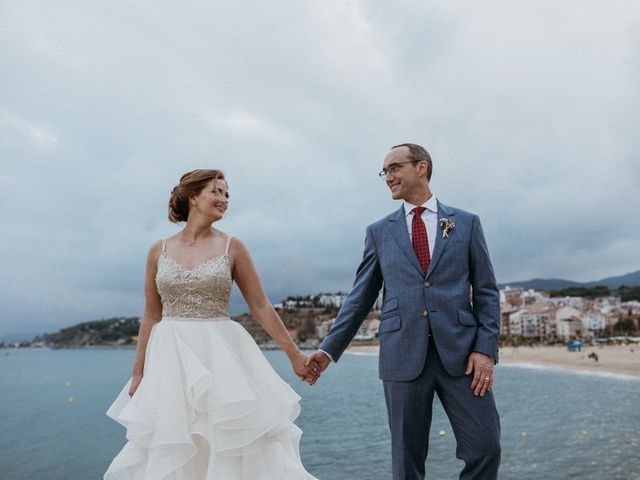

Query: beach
[346,344,640,378]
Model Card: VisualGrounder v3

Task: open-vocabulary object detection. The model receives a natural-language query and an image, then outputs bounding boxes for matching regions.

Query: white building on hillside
[520,303,557,338]
[354,319,381,340]
[549,296,584,309]
[500,303,517,336]
[556,306,583,340]
[522,289,547,306]
[508,310,524,336]
[316,319,334,339]
[622,301,640,315]
[582,314,606,337]
[318,294,347,309]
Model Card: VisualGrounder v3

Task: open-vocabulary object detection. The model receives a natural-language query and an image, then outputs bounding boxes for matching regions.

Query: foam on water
[345,351,378,357]
[499,362,640,381]
[348,352,640,381]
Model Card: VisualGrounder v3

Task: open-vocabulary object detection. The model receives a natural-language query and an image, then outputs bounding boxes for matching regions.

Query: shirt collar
[404,195,438,218]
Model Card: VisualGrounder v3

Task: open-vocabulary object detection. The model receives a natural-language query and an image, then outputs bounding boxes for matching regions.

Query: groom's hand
[465,352,494,397]
[306,351,331,382]
[291,353,321,385]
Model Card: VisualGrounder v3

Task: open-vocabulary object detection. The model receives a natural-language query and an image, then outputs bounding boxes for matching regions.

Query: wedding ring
[484,376,490,381]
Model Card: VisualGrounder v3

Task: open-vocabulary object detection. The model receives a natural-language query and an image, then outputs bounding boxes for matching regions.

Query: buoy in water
[439,430,446,438]
[68,396,75,404]
[581,431,588,437]
[521,432,528,437]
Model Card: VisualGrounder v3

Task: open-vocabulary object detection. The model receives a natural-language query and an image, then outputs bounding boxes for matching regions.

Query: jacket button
[422,309,428,317]
[424,281,431,288]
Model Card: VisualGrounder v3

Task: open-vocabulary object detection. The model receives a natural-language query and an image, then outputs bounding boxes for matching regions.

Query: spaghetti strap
[161,238,167,254]
[224,235,232,255]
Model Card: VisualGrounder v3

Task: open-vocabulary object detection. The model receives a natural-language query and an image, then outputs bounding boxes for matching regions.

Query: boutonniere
[439,217,455,238]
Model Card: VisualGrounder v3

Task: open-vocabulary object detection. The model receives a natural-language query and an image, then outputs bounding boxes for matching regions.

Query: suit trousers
[383,336,501,480]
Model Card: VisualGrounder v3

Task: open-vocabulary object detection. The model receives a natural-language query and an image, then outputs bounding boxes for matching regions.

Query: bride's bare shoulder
[146,239,165,263]
[226,235,247,252]
[226,237,254,267]
[154,231,184,249]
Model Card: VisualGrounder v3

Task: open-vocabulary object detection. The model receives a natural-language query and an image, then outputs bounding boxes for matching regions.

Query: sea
[1,348,638,479]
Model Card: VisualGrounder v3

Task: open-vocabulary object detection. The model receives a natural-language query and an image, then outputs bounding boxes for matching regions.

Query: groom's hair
[391,143,432,181]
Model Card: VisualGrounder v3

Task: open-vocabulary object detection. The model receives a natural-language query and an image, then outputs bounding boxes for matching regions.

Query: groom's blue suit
[320,199,501,479]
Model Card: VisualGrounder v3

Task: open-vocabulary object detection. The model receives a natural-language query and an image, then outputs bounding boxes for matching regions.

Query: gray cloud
[1,1,639,338]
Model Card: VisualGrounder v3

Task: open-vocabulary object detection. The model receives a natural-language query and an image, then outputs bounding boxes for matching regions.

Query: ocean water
[0,348,638,479]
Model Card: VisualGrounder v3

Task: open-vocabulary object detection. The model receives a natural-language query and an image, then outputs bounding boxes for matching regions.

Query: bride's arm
[230,238,320,383]
[129,241,163,396]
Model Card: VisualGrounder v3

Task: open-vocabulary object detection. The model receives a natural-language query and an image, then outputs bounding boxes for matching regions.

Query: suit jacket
[320,200,500,381]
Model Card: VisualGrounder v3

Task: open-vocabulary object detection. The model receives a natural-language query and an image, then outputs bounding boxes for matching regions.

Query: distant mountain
[587,270,640,289]
[498,278,577,291]
[499,270,640,291]
[36,317,141,348]
[4,308,339,349]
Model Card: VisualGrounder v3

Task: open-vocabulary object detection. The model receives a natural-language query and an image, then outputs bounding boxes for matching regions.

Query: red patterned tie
[411,206,430,274]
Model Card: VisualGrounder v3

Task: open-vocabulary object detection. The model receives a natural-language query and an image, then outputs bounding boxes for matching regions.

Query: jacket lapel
[426,200,455,279]
[388,205,424,276]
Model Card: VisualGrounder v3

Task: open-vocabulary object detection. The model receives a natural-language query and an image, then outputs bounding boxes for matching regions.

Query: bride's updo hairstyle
[168,169,226,223]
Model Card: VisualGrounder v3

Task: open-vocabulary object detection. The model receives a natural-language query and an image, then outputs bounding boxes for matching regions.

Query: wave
[345,351,378,357]
[499,362,640,381]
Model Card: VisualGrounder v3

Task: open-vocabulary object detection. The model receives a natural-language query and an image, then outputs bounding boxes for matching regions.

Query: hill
[33,317,141,348]
[499,270,640,291]
[18,308,339,348]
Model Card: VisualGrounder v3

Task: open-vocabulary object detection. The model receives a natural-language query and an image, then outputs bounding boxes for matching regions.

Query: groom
[309,144,501,479]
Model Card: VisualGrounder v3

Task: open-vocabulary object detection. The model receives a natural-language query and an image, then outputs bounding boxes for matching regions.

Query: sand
[499,344,640,378]
[346,344,640,378]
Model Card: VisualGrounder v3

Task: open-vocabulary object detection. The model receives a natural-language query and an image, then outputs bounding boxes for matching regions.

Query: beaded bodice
[156,237,232,318]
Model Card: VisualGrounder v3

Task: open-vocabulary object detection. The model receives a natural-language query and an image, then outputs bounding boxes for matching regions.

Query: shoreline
[346,344,640,379]
[9,344,639,379]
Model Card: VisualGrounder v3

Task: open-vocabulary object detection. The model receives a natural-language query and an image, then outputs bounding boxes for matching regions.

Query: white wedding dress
[104,236,317,479]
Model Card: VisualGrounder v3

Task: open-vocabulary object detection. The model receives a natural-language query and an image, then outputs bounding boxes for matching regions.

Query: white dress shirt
[320,195,438,363]
[403,194,438,259]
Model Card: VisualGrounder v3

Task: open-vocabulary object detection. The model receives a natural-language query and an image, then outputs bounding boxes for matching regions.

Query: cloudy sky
[1,1,639,339]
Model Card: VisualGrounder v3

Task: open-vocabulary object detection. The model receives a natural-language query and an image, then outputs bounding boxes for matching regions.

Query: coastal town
[498,286,639,342]
[5,285,639,350]
[279,285,640,346]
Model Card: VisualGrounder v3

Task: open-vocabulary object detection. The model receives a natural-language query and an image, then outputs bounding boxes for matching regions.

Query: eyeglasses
[378,160,417,178]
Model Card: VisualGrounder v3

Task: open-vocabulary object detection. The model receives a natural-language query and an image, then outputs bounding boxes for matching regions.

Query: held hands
[290,352,322,385]
[465,352,494,397]
[290,350,331,386]
[304,350,331,384]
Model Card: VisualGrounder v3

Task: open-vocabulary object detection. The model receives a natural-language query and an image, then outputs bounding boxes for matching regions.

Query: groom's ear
[417,160,430,181]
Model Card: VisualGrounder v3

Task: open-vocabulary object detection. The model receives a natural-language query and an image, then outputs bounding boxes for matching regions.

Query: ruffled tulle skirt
[104,317,317,480]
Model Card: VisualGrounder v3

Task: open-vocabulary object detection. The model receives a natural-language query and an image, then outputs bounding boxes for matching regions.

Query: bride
[104,169,320,479]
